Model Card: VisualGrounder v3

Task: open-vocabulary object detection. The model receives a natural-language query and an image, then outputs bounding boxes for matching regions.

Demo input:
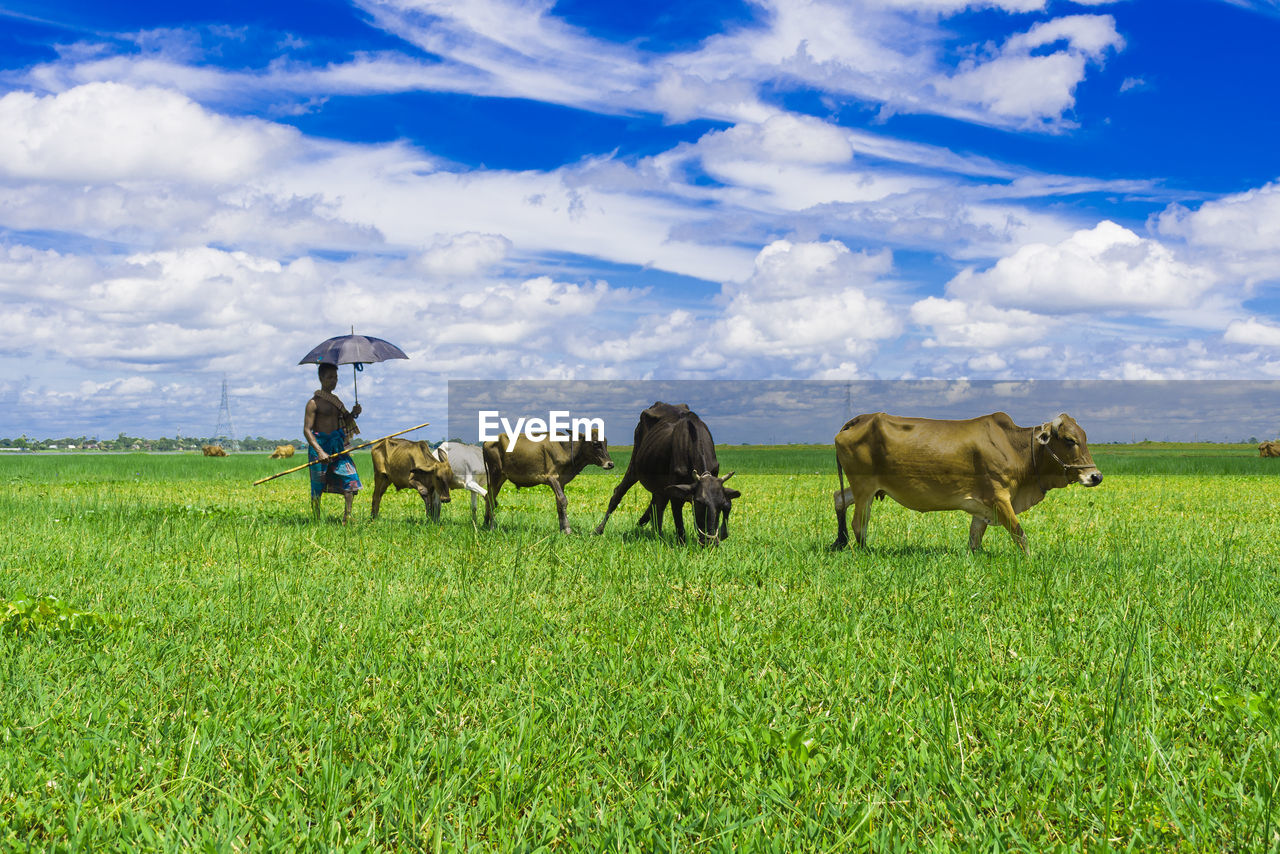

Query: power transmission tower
[212,377,238,450]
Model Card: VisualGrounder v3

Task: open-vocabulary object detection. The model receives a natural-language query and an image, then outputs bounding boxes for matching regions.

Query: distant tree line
[0,434,305,452]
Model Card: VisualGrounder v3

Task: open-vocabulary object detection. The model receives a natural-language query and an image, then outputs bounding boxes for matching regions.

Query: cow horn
[721,471,734,483]
[692,469,700,479]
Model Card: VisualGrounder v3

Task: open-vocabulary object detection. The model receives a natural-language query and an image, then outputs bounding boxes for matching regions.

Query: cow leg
[851,492,874,548]
[370,473,390,520]
[594,470,637,535]
[484,474,505,529]
[649,497,668,534]
[465,480,485,523]
[548,477,571,534]
[993,494,1028,555]
[968,516,989,552]
[671,501,687,544]
[831,486,853,549]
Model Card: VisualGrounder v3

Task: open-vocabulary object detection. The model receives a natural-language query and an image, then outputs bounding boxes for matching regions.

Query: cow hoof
[829,538,848,551]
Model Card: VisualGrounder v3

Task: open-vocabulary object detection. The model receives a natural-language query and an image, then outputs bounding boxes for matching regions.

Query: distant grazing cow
[594,402,739,545]
[1260,441,1280,458]
[833,411,1102,555]
[434,442,489,520]
[370,438,454,521]
[483,431,614,534]
[202,445,227,457]
[270,444,295,459]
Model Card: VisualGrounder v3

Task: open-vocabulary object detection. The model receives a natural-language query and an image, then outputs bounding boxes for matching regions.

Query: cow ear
[665,484,694,500]
[1034,424,1052,445]
[723,488,741,500]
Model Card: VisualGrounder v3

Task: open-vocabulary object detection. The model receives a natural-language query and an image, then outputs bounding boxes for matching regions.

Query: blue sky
[1,0,1278,440]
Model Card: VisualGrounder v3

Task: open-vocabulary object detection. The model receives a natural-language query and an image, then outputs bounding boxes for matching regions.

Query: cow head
[666,471,741,545]
[1033,414,1102,488]
[572,435,615,470]
[410,455,454,520]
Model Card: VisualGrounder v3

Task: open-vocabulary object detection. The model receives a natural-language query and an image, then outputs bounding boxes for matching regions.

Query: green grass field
[2,447,1279,851]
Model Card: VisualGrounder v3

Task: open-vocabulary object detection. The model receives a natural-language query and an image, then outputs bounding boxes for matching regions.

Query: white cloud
[947,220,1218,313]
[1224,318,1280,347]
[711,239,901,367]
[413,232,512,278]
[1156,182,1280,283]
[910,296,1054,348]
[78,377,158,397]
[20,0,1125,131]
[931,15,1123,126]
[565,309,701,367]
[0,83,297,183]
[701,114,854,166]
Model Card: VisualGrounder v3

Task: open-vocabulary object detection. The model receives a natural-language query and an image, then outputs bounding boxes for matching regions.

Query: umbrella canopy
[298,333,408,367]
[298,332,409,406]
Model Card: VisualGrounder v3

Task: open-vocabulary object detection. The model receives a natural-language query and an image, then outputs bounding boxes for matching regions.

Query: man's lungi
[308,429,362,497]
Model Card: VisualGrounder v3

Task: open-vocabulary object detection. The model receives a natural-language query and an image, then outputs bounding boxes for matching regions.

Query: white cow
[433,442,489,520]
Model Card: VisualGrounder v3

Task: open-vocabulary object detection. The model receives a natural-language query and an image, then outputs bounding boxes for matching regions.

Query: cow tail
[836,453,846,506]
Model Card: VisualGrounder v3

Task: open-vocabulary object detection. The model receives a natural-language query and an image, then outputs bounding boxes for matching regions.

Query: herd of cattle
[205,406,1275,551]
[339,401,1107,553]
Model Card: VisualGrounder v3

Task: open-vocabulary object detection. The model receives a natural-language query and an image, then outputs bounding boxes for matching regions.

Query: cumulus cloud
[699,114,854,166]
[0,83,297,183]
[413,232,512,278]
[1156,182,1280,286]
[1224,318,1280,347]
[947,220,1218,313]
[931,15,1123,127]
[708,239,901,371]
[910,296,1054,349]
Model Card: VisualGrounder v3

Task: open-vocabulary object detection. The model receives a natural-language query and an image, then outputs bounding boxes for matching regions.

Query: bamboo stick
[252,421,430,485]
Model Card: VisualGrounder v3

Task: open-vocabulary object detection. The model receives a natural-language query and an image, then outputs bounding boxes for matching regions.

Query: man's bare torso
[308,394,345,433]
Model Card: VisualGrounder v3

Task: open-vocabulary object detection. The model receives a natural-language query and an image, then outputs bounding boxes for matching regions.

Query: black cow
[594,402,739,544]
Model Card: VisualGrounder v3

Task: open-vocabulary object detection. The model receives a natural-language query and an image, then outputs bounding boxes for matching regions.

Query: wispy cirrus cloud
[15,0,1128,131]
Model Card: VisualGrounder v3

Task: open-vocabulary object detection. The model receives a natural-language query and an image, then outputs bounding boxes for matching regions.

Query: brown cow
[833,412,1102,555]
[1259,441,1280,458]
[483,432,614,534]
[270,444,296,459]
[370,438,454,521]
[202,445,227,457]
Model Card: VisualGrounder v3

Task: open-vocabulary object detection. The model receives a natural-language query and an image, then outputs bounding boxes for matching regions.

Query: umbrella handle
[351,325,358,407]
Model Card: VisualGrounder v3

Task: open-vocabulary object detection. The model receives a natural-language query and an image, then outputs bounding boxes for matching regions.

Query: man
[303,362,363,523]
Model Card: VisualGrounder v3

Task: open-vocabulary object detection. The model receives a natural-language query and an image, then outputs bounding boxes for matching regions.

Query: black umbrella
[298,331,408,405]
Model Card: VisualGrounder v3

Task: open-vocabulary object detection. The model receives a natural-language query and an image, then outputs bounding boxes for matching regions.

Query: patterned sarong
[309,429,362,497]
